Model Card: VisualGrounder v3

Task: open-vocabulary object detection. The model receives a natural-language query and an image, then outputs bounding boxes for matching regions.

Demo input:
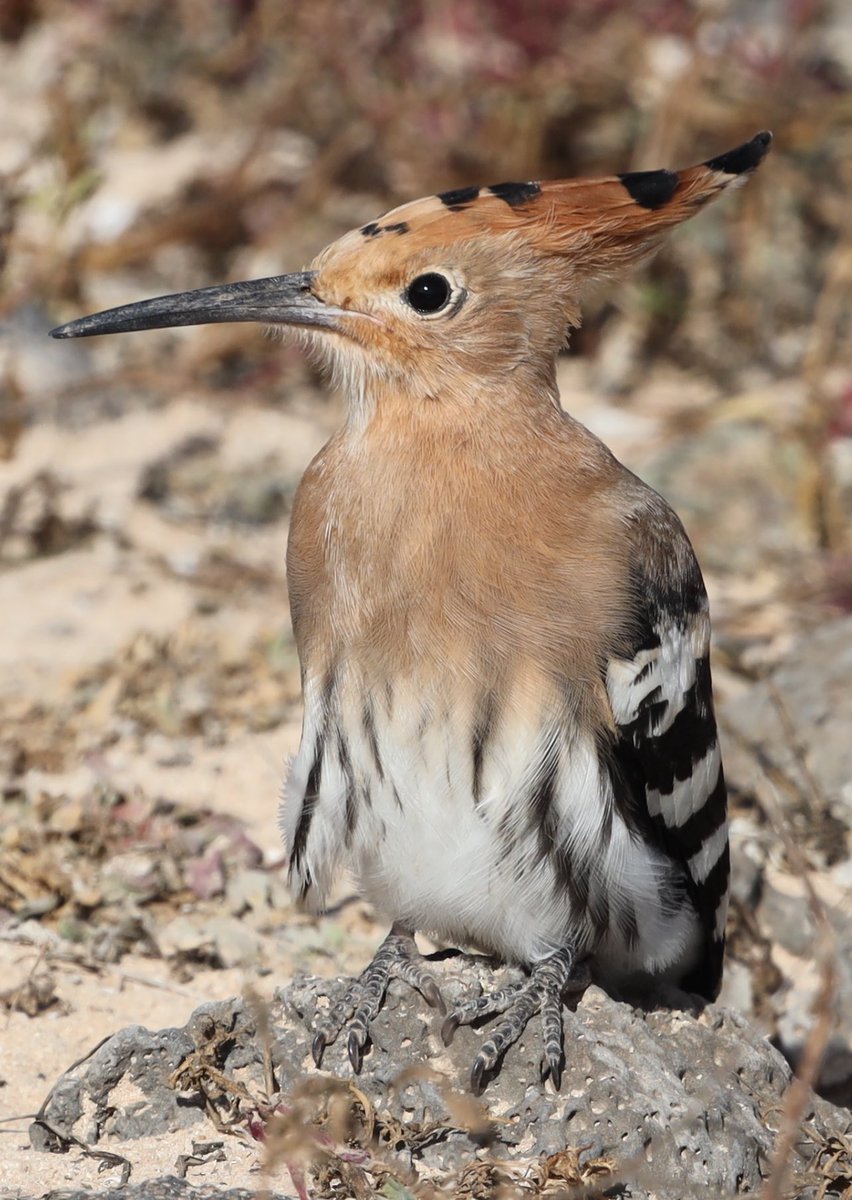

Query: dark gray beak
[50,271,342,339]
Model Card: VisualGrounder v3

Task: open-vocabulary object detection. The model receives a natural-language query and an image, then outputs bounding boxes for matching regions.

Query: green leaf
[380,1179,417,1200]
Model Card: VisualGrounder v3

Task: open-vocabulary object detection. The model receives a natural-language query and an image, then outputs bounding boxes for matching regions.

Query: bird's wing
[601,514,728,999]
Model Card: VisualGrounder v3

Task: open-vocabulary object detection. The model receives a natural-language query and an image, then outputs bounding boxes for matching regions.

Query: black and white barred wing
[604,560,729,1000]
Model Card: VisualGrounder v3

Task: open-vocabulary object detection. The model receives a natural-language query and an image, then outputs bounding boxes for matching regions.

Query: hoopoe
[52,130,772,1093]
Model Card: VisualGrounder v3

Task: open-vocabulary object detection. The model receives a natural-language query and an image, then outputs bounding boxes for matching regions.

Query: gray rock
[721,618,852,1106]
[642,417,812,575]
[39,1184,291,1200]
[722,615,852,826]
[756,877,815,957]
[30,960,851,1199]
[31,1000,243,1149]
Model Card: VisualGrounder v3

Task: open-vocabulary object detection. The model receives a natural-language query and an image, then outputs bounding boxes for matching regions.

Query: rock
[30,1014,202,1149]
[30,960,851,1199]
[757,873,815,958]
[640,414,812,575]
[29,1184,290,1200]
[721,617,852,1106]
[205,915,262,967]
[156,914,261,968]
[722,615,852,826]
[225,867,274,915]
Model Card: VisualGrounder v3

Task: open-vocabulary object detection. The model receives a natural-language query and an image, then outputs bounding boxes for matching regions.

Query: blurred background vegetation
[1,0,851,595]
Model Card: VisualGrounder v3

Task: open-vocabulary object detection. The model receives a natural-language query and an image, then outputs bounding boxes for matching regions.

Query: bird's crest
[327,130,772,280]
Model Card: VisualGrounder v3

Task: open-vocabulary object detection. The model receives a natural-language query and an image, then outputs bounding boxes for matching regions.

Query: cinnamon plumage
[51,130,772,1092]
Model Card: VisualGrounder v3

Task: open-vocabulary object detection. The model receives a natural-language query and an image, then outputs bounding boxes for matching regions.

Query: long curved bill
[50,271,343,339]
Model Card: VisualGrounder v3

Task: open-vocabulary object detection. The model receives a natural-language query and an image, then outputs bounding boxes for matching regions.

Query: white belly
[281,670,701,982]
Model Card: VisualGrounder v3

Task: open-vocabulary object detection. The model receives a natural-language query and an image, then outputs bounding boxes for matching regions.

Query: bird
[51,129,772,1094]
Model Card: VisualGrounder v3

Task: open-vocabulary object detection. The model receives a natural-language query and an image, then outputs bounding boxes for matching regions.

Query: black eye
[405,272,452,315]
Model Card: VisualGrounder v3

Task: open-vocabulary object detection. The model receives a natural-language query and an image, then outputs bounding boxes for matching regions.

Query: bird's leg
[442,947,590,1094]
[311,922,445,1073]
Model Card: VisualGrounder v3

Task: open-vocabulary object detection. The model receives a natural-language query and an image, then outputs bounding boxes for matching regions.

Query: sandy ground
[0,384,357,1196]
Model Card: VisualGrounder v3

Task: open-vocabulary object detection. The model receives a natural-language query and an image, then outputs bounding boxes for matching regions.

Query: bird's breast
[286,424,631,695]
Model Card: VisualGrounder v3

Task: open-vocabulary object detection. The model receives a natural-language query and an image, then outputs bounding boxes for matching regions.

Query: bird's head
[52,132,772,416]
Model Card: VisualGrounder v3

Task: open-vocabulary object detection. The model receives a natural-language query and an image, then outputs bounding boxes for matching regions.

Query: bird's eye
[404,272,453,316]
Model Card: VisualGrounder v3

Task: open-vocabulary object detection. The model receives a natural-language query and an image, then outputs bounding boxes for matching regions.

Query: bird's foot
[442,948,590,1094]
[311,922,445,1073]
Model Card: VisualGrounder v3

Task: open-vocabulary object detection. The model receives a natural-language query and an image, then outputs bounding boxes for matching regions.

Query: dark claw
[539,1046,564,1090]
[422,978,446,1014]
[312,1031,327,1068]
[441,1013,460,1046]
[347,1029,365,1073]
[541,1054,563,1091]
[470,1054,488,1096]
